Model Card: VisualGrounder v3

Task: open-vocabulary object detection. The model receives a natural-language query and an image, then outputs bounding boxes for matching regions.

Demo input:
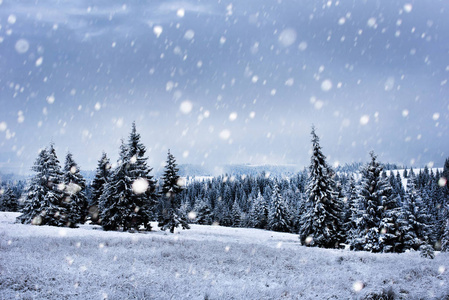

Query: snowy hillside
[1,212,448,299]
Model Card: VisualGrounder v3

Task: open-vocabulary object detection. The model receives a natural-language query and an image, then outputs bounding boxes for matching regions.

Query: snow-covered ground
[1,212,448,299]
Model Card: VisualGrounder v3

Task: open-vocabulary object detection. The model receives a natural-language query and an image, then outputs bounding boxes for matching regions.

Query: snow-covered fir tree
[193,198,213,225]
[0,186,18,212]
[99,123,157,231]
[90,152,111,222]
[441,215,449,252]
[398,176,431,251]
[98,159,131,231]
[17,145,67,226]
[158,149,190,233]
[214,198,233,226]
[443,158,449,197]
[62,152,88,227]
[249,191,268,229]
[268,183,292,232]
[231,199,242,227]
[299,127,344,248]
[343,176,359,234]
[378,189,402,253]
[350,151,398,252]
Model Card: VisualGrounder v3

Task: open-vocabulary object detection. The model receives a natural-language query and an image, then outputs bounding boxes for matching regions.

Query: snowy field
[1,212,448,299]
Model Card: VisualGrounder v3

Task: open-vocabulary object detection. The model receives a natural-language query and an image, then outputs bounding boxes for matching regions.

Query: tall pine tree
[17,145,67,226]
[63,152,88,227]
[350,152,398,252]
[158,149,190,233]
[441,214,449,252]
[299,127,344,248]
[90,152,111,222]
[99,123,157,231]
[398,175,431,251]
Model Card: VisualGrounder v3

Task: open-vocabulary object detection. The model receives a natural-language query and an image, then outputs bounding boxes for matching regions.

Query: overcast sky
[0,0,448,175]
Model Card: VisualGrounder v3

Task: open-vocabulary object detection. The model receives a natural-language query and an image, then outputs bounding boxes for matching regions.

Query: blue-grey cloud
[0,0,448,175]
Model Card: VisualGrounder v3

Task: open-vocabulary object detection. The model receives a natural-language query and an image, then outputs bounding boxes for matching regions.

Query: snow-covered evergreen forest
[2,123,448,255]
[1,0,449,298]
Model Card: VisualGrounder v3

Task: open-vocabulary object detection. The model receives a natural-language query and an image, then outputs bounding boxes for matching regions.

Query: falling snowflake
[15,39,29,54]
[403,4,413,13]
[184,30,195,40]
[353,281,364,292]
[46,95,55,104]
[153,26,163,38]
[285,78,294,86]
[35,57,43,67]
[360,115,370,125]
[177,8,185,17]
[229,112,238,121]
[219,129,231,140]
[367,17,377,28]
[132,178,149,194]
[298,41,308,51]
[180,100,193,114]
[278,28,297,47]
[8,14,17,24]
[321,79,333,91]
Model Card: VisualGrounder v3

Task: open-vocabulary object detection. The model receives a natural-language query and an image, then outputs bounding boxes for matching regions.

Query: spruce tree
[17,145,66,226]
[350,152,398,252]
[379,191,402,253]
[441,217,449,252]
[98,159,131,231]
[0,187,18,212]
[343,176,358,234]
[299,127,344,248]
[214,198,232,226]
[249,191,269,229]
[126,122,158,229]
[90,152,111,222]
[442,157,449,199]
[231,199,242,227]
[193,198,213,225]
[99,123,156,231]
[268,183,292,232]
[399,176,432,251]
[63,152,88,226]
[158,149,190,233]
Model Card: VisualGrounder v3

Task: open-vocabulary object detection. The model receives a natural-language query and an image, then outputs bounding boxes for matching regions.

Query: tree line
[3,123,449,253]
[12,122,188,233]
[179,127,449,253]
